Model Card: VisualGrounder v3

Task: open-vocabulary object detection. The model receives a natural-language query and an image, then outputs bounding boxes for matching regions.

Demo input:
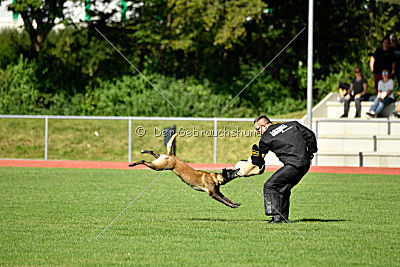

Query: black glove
[251,144,264,168]
[307,147,316,160]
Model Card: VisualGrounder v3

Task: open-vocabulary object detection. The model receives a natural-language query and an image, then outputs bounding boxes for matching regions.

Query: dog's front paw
[129,162,137,167]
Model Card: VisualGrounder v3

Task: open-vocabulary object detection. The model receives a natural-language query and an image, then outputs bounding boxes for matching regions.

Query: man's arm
[370,56,375,72]
[296,122,318,154]
[384,80,394,100]
[362,81,368,96]
[385,90,393,100]
[251,144,266,168]
[392,62,395,75]
[346,83,354,100]
[258,140,269,157]
[349,82,354,93]
[392,50,395,74]
[377,81,383,100]
[356,81,368,99]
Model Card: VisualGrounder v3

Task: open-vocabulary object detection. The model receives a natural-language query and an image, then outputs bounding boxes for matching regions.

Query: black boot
[267,215,282,224]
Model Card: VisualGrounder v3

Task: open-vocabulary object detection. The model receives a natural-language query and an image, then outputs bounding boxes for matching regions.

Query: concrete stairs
[304,93,400,167]
[311,92,396,119]
[327,101,373,118]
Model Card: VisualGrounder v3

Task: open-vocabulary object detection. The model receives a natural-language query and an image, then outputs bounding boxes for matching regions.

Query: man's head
[254,115,272,135]
[382,69,390,81]
[354,66,362,76]
[382,37,390,51]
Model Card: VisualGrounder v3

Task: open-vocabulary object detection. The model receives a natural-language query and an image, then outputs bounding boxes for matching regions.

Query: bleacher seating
[305,92,400,167]
[263,92,400,168]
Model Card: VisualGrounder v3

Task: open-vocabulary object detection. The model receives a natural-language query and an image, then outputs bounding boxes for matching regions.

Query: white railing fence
[0,115,297,164]
[3,115,398,166]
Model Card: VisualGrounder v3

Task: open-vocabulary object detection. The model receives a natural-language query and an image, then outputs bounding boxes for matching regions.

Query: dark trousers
[343,95,369,117]
[344,96,361,117]
[263,163,310,220]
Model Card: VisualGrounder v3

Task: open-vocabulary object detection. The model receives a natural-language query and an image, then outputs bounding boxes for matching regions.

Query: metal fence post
[373,135,377,152]
[213,119,217,164]
[314,120,319,166]
[44,116,48,160]
[128,118,132,162]
[359,152,363,167]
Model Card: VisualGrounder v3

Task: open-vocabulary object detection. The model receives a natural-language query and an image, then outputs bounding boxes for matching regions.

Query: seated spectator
[394,100,400,118]
[366,69,395,117]
[340,67,368,118]
[337,82,350,103]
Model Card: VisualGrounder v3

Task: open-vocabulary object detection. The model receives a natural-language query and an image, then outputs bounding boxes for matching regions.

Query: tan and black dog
[129,133,241,208]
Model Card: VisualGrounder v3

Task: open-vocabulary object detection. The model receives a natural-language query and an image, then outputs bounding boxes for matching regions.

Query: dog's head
[221,168,240,182]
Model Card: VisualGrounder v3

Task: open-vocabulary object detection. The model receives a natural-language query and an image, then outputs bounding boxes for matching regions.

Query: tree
[123,0,267,80]
[3,0,68,58]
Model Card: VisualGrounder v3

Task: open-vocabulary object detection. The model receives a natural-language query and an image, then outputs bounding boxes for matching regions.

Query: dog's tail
[167,133,178,155]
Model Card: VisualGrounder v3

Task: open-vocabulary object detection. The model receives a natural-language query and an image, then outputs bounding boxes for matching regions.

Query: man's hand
[307,146,316,160]
[251,144,264,168]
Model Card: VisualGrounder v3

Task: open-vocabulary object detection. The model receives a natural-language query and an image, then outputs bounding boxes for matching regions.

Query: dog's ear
[166,133,178,156]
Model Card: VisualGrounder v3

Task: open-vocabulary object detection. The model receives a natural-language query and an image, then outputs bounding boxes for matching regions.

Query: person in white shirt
[394,100,400,118]
[366,69,395,117]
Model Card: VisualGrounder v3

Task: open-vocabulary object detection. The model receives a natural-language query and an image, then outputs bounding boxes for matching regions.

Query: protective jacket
[259,121,318,168]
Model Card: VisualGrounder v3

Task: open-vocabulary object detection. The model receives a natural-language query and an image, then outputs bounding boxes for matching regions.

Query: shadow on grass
[183,218,263,222]
[292,218,347,223]
[181,218,347,223]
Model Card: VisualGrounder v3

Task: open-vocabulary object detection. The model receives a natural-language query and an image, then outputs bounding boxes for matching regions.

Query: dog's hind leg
[129,160,157,168]
[129,160,146,167]
[129,159,171,171]
[141,150,160,159]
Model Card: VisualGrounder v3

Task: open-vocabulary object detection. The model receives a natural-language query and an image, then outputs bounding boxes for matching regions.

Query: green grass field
[0,167,399,265]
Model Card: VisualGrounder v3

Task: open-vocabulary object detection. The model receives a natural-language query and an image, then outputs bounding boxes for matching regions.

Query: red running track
[1,159,400,175]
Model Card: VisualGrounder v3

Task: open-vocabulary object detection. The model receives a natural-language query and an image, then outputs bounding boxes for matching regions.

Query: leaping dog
[128,133,240,208]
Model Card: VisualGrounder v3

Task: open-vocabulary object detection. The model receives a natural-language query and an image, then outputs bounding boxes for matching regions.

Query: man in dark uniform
[251,115,318,223]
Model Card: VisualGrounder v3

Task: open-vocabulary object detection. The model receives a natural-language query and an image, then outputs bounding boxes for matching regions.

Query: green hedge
[0,28,374,117]
[0,57,40,114]
[0,58,309,117]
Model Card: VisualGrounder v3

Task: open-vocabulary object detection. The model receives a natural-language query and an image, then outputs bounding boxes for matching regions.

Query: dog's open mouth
[222,168,240,181]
